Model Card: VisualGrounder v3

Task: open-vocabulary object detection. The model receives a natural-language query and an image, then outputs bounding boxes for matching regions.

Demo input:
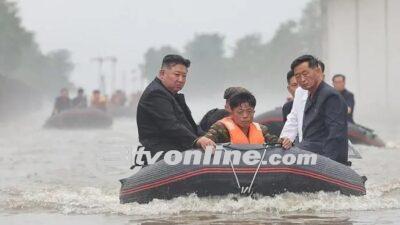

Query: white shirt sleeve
[279,88,302,141]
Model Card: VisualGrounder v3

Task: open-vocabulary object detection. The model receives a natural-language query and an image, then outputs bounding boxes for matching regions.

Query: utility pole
[105,56,118,95]
[91,57,105,94]
[122,71,127,94]
[131,69,140,92]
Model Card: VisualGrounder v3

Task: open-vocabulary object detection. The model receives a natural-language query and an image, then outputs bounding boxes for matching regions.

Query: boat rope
[224,146,269,193]
[248,148,267,192]
[224,148,241,189]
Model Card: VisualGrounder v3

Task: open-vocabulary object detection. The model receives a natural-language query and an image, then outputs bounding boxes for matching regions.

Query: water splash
[3,179,400,216]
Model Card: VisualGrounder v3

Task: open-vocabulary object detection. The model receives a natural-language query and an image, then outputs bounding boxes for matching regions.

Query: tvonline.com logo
[130,146,317,173]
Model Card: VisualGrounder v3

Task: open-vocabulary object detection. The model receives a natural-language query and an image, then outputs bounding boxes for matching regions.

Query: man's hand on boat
[196,137,217,151]
[280,137,293,150]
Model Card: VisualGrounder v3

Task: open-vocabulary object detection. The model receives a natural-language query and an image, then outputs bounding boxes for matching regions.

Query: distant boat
[108,91,141,118]
[254,107,385,147]
[44,108,113,129]
[108,105,136,118]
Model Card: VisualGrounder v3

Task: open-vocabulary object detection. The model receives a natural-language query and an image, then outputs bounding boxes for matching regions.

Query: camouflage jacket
[204,121,279,144]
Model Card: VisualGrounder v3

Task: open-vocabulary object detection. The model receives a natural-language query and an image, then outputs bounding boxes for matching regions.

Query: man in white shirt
[280,87,308,146]
[280,60,325,149]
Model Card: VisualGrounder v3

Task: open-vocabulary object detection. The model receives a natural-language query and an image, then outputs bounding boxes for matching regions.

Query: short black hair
[290,55,320,71]
[78,88,84,94]
[229,92,256,110]
[318,60,325,73]
[286,70,294,84]
[223,87,249,100]
[161,54,190,69]
[332,74,346,81]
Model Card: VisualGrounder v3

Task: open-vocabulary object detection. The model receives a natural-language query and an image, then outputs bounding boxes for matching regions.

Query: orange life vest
[219,117,265,144]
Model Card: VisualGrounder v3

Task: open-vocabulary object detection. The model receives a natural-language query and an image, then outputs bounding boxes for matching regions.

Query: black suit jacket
[341,89,355,123]
[282,100,293,122]
[298,81,348,164]
[137,78,200,153]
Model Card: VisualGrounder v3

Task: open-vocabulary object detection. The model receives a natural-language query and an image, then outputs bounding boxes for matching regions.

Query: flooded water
[0,107,399,225]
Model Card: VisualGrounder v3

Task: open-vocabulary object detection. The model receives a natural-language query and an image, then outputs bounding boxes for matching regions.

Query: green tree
[183,33,227,95]
[139,46,180,82]
[229,34,268,88]
[0,0,34,75]
[138,0,323,100]
[298,0,323,56]
[0,0,74,97]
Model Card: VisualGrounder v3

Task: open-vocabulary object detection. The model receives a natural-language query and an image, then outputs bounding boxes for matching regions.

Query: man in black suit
[332,74,355,123]
[289,55,348,164]
[282,70,297,122]
[137,55,215,155]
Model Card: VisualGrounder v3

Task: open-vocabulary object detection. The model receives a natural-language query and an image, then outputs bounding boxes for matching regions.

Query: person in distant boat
[199,86,249,133]
[332,74,355,123]
[72,88,87,109]
[284,55,348,165]
[282,70,298,122]
[110,89,127,107]
[52,88,71,115]
[197,92,278,149]
[91,90,107,111]
[137,54,215,156]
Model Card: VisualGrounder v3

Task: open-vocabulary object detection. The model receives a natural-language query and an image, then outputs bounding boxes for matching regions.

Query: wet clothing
[297,81,348,165]
[204,119,278,144]
[137,78,201,155]
[282,100,293,122]
[199,108,230,132]
[340,89,355,123]
[53,96,71,115]
[72,96,87,108]
[219,117,265,144]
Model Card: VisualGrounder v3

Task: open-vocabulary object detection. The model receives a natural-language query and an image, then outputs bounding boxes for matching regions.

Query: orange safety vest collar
[219,117,265,144]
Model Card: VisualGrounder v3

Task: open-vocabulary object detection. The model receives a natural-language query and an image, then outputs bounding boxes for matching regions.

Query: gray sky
[13,0,309,93]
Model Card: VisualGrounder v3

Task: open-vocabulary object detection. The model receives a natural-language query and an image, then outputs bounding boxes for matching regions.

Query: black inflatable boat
[44,108,113,129]
[254,107,385,147]
[120,144,366,204]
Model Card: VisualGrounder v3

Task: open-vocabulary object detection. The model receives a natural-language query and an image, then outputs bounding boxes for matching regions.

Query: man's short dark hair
[332,74,346,81]
[290,55,320,71]
[78,88,84,94]
[229,92,256,109]
[318,60,325,73]
[161,54,190,69]
[286,70,294,84]
[223,87,249,100]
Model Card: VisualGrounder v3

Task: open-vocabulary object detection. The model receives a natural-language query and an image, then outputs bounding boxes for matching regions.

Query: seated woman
[196,91,278,150]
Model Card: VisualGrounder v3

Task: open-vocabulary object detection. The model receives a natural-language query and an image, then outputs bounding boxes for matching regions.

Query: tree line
[139,0,323,99]
[0,0,73,97]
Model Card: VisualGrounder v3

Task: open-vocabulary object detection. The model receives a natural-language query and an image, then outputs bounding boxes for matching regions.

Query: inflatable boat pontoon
[254,107,385,147]
[120,144,366,204]
[44,108,113,129]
